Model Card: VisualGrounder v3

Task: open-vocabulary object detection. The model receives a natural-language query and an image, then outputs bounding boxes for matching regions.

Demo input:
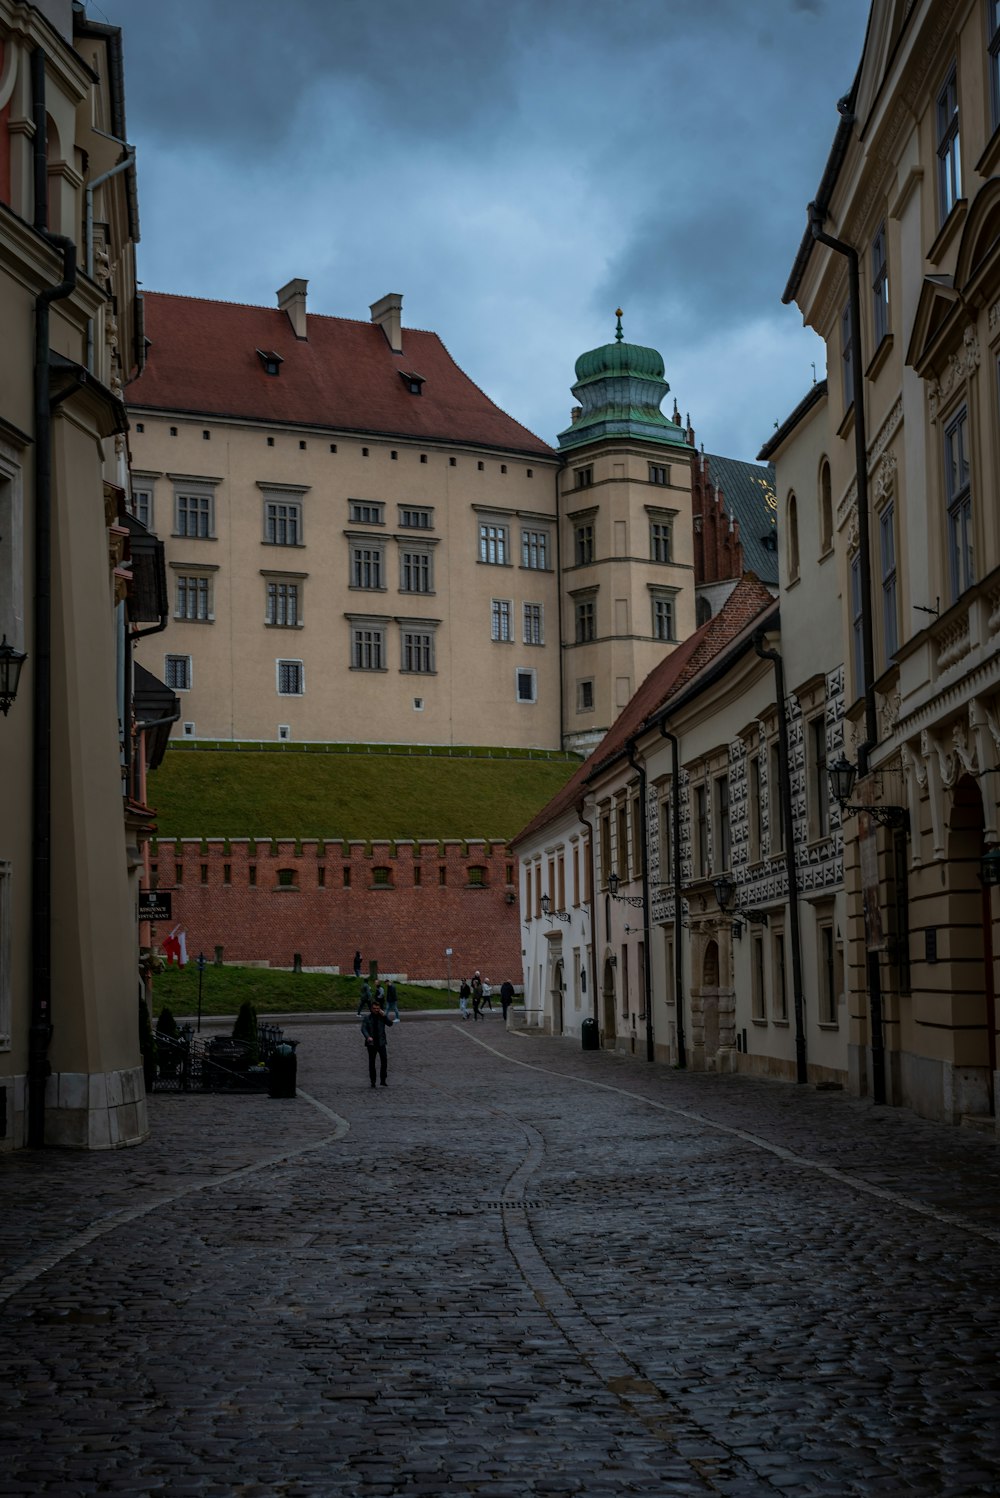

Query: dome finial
[615,308,624,343]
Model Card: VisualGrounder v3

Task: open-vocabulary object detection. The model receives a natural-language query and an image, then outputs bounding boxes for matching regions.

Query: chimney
[277,278,308,339]
[370,293,403,353]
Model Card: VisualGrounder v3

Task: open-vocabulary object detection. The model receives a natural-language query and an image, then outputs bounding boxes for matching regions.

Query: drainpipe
[753,629,808,1085]
[808,199,887,1107]
[658,722,687,1069]
[626,738,654,1062]
[555,467,566,748]
[29,48,78,1147]
[84,150,135,372]
[577,797,600,1025]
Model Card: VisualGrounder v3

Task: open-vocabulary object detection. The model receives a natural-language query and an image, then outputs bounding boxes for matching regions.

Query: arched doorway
[551,958,564,1037]
[947,775,995,1118]
[702,938,720,1062]
[601,956,616,1047]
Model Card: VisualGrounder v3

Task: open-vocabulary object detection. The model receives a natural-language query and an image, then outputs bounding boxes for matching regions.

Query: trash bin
[581,1017,599,1051]
[268,1042,297,1098]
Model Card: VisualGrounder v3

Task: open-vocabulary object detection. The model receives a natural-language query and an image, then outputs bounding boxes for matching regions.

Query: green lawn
[148,743,579,841]
[152,963,459,1019]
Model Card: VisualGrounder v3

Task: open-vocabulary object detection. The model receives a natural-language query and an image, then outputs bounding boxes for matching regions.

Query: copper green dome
[558,310,690,453]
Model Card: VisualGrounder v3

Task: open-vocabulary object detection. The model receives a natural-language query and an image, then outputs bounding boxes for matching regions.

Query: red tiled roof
[510,574,778,849]
[128,292,556,458]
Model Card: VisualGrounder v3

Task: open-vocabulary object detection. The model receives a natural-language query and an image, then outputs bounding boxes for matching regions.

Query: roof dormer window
[400,370,425,395]
[256,349,284,376]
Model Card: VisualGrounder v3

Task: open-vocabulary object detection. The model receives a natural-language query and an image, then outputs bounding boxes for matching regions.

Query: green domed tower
[557,313,697,753]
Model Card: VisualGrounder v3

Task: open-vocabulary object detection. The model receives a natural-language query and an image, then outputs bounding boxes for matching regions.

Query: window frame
[263,497,302,547]
[850,552,864,696]
[520,528,549,570]
[276,658,304,696]
[491,598,513,642]
[649,517,673,563]
[515,667,537,704]
[350,541,385,591]
[265,577,301,628]
[809,714,830,841]
[479,522,509,566]
[175,489,214,539]
[350,620,387,671]
[990,0,1000,133]
[574,596,596,643]
[399,548,433,594]
[400,626,435,674]
[349,500,384,526]
[522,601,544,645]
[714,773,731,873]
[871,221,889,347]
[841,303,854,414]
[574,522,595,566]
[165,654,192,692]
[651,590,676,642]
[936,63,961,224]
[398,505,433,530]
[944,403,973,601]
[175,572,213,622]
[879,500,898,664]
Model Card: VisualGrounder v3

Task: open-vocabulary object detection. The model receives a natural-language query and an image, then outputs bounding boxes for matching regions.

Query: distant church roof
[557,311,692,453]
[129,292,555,458]
[703,453,778,586]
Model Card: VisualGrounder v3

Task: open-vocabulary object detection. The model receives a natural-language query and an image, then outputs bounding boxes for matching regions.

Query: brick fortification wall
[150,839,521,983]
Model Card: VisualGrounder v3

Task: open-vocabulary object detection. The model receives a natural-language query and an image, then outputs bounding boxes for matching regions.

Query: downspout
[29,47,78,1147]
[84,150,135,372]
[659,723,687,1068]
[626,738,654,1062]
[808,189,887,1107]
[753,630,808,1085]
[576,797,600,1025]
[555,466,566,748]
[127,608,170,798]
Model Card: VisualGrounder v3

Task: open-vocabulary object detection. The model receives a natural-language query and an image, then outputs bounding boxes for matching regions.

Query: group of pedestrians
[459,972,515,1023]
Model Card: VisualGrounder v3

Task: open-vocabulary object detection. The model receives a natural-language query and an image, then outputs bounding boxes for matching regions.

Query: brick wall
[149,838,521,983]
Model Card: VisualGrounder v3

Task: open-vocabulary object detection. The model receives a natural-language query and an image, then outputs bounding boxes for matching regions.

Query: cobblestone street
[2,1016,1000,1496]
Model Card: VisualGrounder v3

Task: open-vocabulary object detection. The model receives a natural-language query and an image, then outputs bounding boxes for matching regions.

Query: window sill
[348,585,388,593]
[349,666,388,673]
[817,545,834,565]
[369,885,395,892]
[975,122,1000,176]
[836,403,855,441]
[818,1021,840,1031]
[262,541,306,548]
[751,1017,768,1027]
[172,534,217,542]
[174,616,215,625]
[785,574,800,590]
[865,333,893,382]
[273,885,301,894]
[772,1018,790,1028]
[265,622,303,629]
[926,198,967,266]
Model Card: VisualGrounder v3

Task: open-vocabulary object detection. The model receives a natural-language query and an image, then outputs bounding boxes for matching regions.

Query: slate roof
[703,453,778,586]
[510,574,778,850]
[128,292,556,458]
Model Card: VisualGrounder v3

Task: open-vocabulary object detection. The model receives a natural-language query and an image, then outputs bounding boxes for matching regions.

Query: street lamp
[828,755,908,829]
[981,848,1000,887]
[540,892,570,924]
[606,870,645,910]
[0,636,27,715]
[712,874,770,941]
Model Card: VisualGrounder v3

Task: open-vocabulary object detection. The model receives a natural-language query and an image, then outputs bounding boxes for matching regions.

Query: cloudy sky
[99,0,871,461]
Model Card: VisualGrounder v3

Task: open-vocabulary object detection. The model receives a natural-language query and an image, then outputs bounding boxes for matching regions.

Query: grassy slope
[152,965,458,1018]
[147,745,579,841]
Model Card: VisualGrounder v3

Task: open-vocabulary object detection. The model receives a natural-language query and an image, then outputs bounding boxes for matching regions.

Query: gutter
[29,47,78,1148]
[576,797,600,1027]
[752,629,808,1085]
[782,94,857,307]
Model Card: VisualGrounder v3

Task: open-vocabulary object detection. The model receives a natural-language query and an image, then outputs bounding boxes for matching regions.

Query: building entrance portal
[601,957,616,1047]
[948,776,996,1118]
[551,959,564,1036]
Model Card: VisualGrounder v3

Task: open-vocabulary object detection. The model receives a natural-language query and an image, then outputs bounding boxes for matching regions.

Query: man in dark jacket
[361,997,394,1087]
[500,980,515,1023]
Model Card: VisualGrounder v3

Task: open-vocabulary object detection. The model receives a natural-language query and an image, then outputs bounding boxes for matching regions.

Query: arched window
[819,459,833,553]
[787,493,800,582]
[696,596,713,627]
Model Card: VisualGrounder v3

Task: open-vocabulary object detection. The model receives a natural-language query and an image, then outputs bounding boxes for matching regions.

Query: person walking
[481,977,493,1011]
[385,979,400,1023]
[459,978,471,1021]
[357,979,372,1017]
[353,950,362,980]
[361,995,394,1088]
[471,972,483,1021]
[500,979,515,1023]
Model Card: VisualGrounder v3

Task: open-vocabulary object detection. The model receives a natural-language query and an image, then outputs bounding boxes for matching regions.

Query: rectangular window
[401,629,434,673]
[650,520,672,562]
[648,464,669,486]
[516,668,537,703]
[266,580,300,627]
[131,488,152,528]
[850,553,864,693]
[872,222,889,347]
[577,678,594,712]
[652,594,675,641]
[841,303,853,412]
[521,529,549,570]
[352,545,384,590]
[990,0,1000,131]
[658,795,672,884]
[264,500,301,546]
[176,491,212,538]
[277,659,304,695]
[574,466,593,489]
[575,598,596,642]
[574,523,594,565]
[819,921,837,1025]
[810,715,829,840]
[944,406,973,600]
[399,506,432,529]
[176,574,211,621]
[769,742,784,854]
[522,602,544,645]
[491,599,512,641]
[714,774,731,872]
[352,625,385,670]
[165,655,191,691]
[937,65,961,223]
[617,803,629,881]
[880,502,898,663]
[400,551,432,593]
[773,932,788,1021]
[479,523,508,565]
[600,812,611,886]
[349,501,384,525]
[694,784,708,878]
[752,934,766,1021]
[749,754,762,863]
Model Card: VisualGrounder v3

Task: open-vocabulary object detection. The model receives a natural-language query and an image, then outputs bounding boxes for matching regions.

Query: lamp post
[828,755,908,829]
[712,875,770,941]
[607,871,645,910]
[0,636,27,715]
[540,892,571,924]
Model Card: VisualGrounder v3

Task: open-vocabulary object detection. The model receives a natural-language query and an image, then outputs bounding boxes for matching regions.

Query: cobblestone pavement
[2,1015,1000,1496]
